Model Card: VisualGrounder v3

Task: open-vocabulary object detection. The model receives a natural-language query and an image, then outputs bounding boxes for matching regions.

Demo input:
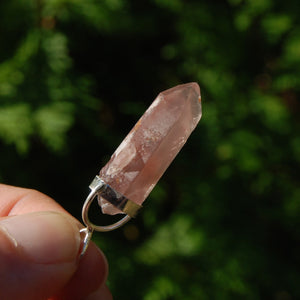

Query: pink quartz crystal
[99,82,202,214]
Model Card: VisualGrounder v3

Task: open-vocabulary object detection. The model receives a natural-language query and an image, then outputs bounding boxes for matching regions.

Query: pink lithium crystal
[99,82,202,215]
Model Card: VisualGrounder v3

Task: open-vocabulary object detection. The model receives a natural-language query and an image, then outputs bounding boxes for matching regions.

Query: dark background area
[0,0,299,299]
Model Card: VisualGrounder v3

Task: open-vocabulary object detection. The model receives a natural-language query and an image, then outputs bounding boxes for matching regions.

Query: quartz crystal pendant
[98,82,202,215]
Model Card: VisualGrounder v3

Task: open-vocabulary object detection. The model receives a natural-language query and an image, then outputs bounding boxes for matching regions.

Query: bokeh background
[0,0,300,299]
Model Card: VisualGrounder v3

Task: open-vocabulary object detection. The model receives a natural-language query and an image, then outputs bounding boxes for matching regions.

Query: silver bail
[80,176,141,256]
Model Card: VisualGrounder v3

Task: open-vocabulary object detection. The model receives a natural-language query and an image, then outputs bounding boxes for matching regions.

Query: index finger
[0,184,66,217]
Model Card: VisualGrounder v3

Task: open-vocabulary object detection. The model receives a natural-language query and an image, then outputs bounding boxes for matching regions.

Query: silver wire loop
[82,176,141,232]
[79,227,93,257]
[80,176,141,256]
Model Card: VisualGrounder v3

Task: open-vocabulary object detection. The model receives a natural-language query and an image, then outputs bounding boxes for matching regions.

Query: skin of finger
[50,242,109,300]
[0,230,77,300]
[0,184,110,299]
[86,284,113,300]
[0,184,66,217]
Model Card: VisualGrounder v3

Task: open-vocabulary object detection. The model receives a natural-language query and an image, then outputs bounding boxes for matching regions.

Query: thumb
[0,211,81,300]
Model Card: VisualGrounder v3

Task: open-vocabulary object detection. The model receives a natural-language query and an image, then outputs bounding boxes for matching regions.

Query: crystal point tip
[161,82,200,95]
[160,82,201,108]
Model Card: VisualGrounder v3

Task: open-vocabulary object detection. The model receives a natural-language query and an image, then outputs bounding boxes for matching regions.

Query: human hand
[0,184,113,300]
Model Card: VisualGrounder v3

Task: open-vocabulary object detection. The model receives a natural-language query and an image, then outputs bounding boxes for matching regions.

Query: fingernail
[0,211,81,264]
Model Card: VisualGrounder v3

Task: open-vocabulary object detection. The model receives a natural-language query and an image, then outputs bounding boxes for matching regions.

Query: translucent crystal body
[99,82,202,214]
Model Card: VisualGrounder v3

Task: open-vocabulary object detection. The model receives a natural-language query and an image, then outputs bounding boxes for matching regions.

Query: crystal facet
[99,82,202,215]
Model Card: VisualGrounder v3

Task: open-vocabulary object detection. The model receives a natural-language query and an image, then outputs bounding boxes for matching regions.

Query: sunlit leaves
[0,12,78,153]
[262,14,292,43]
[251,93,290,133]
[283,30,300,65]
[0,102,74,153]
[232,0,273,31]
[35,102,74,151]
[0,31,39,99]
[213,258,250,296]
[284,188,300,219]
[0,104,32,153]
[144,276,179,300]
[43,33,71,74]
[136,216,204,265]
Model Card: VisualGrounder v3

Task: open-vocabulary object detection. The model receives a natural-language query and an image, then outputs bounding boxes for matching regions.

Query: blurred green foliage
[0,0,299,299]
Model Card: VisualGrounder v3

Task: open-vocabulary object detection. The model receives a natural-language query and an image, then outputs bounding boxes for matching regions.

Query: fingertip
[83,241,109,288]
[55,241,109,300]
[86,284,113,300]
[0,212,82,300]
[0,212,81,264]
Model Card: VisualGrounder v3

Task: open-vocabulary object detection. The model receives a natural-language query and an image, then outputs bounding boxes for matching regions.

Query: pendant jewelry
[80,82,202,256]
